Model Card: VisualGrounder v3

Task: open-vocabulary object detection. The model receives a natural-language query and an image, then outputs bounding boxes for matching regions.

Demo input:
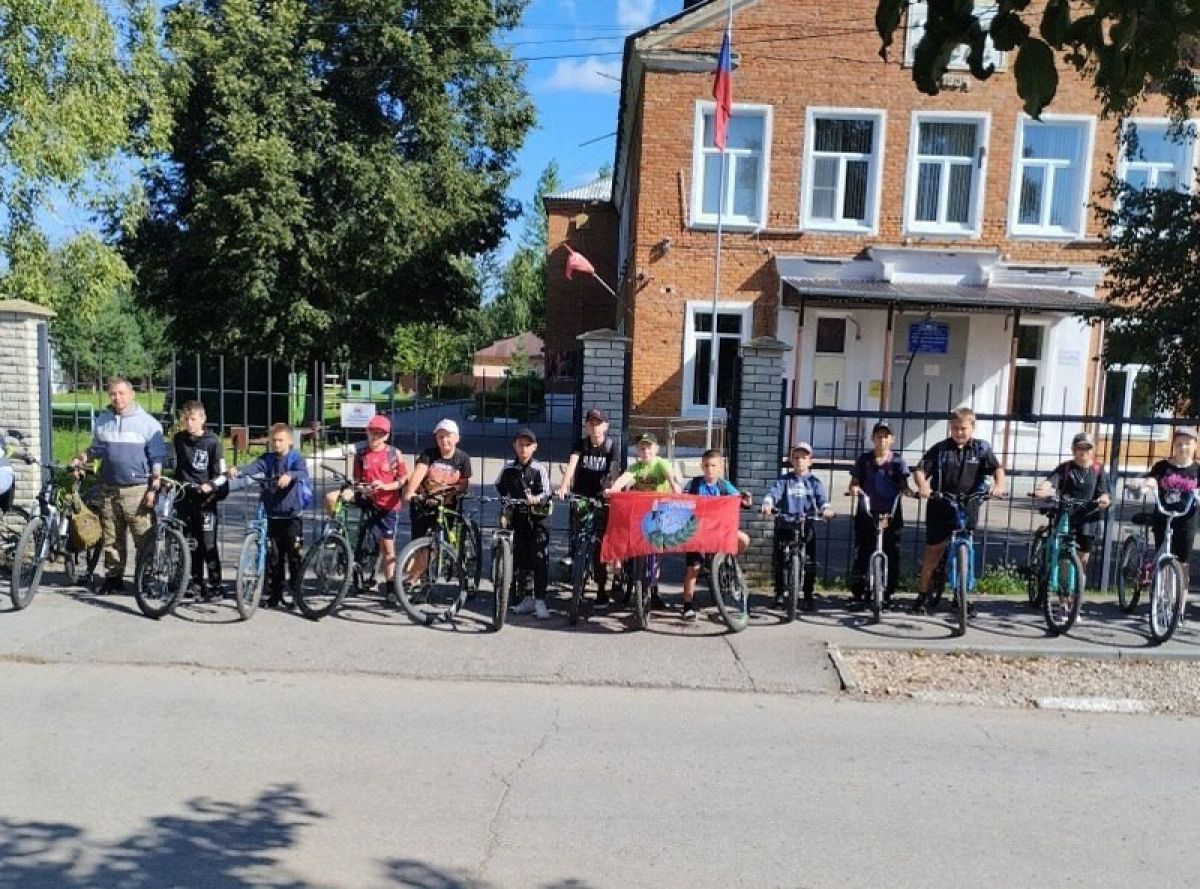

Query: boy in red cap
[328,413,407,593]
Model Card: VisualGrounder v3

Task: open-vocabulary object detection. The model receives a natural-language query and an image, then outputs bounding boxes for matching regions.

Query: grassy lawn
[51,390,168,414]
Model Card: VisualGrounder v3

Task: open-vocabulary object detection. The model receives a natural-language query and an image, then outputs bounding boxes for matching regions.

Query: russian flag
[712,29,733,151]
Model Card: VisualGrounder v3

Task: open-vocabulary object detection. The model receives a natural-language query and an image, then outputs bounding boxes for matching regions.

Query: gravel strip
[843,649,1200,716]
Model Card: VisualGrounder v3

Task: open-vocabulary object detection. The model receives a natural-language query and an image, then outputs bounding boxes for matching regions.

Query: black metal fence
[780,380,1197,594]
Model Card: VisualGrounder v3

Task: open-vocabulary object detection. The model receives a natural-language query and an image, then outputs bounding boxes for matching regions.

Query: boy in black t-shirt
[402,418,473,583]
[1133,427,1200,585]
[1034,431,1111,571]
[847,421,911,606]
[173,401,228,599]
[496,427,553,620]
[556,407,618,604]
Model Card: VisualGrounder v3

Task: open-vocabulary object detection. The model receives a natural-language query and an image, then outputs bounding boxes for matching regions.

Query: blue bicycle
[928,491,993,637]
[232,475,273,621]
[1028,494,1097,636]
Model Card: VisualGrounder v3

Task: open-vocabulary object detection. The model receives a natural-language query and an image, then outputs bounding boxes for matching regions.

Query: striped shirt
[87,405,167,487]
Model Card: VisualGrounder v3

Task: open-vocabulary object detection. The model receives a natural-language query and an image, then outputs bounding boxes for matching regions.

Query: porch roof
[780,277,1104,315]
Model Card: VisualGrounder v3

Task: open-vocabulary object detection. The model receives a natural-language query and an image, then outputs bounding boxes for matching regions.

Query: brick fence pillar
[0,300,55,498]
[734,336,789,583]
[577,328,630,455]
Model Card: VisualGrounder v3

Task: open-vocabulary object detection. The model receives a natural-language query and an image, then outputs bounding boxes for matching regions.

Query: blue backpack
[281,450,314,510]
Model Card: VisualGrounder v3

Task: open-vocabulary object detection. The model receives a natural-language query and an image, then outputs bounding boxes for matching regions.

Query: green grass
[51,390,168,414]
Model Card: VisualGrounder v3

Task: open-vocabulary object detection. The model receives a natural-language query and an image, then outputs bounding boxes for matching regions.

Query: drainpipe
[1002,309,1022,468]
[789,294,806,448]
[879,302,895,412]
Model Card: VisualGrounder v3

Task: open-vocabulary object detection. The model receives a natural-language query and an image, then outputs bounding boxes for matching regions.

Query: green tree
[1096,171,1200,415]
[390,322,469,389]
[0,0,167,307]
[476,159,561,341]
[875,0,1200,119]
[125,0,535,361]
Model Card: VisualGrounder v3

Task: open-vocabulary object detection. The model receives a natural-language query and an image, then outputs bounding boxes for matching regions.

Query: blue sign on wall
[908,321,949,355]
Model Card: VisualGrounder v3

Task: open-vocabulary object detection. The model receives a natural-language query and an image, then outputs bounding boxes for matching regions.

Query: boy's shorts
[685,551,708,568]
[363,507,401,547]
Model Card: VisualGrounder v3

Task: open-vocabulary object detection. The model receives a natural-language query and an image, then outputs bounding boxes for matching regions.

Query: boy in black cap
[1034,431,1111,574]
[847,421,911,608]
[557,407,619,605]
[495,426,553,619]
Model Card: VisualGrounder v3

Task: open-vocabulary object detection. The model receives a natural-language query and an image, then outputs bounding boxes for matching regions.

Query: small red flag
[712,29,733,151]
[564,246,595,280]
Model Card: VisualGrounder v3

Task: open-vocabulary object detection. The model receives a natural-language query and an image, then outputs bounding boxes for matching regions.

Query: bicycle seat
[1130,512,1154,526]
[1037,507,1056,517]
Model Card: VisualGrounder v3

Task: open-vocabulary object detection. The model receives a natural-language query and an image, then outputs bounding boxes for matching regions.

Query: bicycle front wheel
[568,536,591,626]
[1149,558,1186,644]
[953,543,969,638]
[234,534,264,621]
[134,527,190,619]
[1116,535,1144,613]
[710,553,749,633]
[631,557,650,630]
[10,515,46,610]
[868,551,886,623]
[1043,550,1084,636]
[296,533,352,620]
[785,549,801,623]
[1026,528,1048,609]
[395,536,468,626]
[486,536,512,632]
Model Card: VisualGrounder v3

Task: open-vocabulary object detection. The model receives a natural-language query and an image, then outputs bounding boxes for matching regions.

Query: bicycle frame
[930,492,991,596]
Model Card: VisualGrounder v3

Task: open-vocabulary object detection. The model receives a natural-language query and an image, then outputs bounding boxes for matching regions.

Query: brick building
[544,0,1196,457]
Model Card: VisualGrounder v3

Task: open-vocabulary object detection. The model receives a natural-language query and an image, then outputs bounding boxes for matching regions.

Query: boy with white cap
[760,442,834,611]
[403,418,472,540]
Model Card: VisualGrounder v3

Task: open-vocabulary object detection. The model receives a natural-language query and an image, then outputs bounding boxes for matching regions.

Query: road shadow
[0,784,324,889]
[383,859,595,889]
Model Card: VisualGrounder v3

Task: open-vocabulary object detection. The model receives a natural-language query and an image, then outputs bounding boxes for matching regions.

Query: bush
[974,561,1026,597]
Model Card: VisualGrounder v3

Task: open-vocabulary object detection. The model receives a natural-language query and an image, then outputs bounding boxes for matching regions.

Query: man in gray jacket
[71,377,167,593]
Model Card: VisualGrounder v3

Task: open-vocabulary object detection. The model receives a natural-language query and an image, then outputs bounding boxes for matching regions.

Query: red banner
[600,492,741,562]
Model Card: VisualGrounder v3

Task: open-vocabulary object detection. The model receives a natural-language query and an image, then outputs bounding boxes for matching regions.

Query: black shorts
[1154,514,1196,564]
[410,502,438,541]
[685,551,708,568]
[924,498,980,547]
[1073,532,1095,554]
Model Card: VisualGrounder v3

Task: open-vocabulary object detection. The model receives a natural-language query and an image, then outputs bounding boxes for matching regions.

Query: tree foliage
[1096,165,1200,416]
[0,0,167,306]
[124,0,535,362]
[876,0,1200,119]
[390,321,469,387]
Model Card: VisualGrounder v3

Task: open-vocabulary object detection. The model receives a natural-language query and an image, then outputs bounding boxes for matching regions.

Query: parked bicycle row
[3,379,1197,643]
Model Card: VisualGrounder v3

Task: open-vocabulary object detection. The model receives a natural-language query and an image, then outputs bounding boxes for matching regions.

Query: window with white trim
[1117,120,1196,195]
[1102,365,1170,440]
[906,115,986,234]
[905,1,1004,71]
[691,104,770,228]
[802,110,885,233]
[1012,118,1092,238]
[682,303,753,416]
[1012,323,1046,415]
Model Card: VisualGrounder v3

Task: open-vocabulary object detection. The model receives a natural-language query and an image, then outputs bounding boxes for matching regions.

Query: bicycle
[564,494,605,625]
[850,491,906,624]
[1139,487,1195,645]
[9,456,103,610]
[231,474,275,621]
[1115,490,1157,614]
[704,550,750,633]
[925,491,993,638]
[486,495,548,626]
[132,477,194,619]
[1027,494,1096,636]
[394,494,495,629]
[764,511,825,623]
[614,551,661,630]
[295,466,396,620]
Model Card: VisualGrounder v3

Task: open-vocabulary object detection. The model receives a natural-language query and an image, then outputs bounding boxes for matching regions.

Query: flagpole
[706,1,734,452]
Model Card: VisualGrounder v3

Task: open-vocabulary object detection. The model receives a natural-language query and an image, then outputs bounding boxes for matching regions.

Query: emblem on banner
[642,499,700,549]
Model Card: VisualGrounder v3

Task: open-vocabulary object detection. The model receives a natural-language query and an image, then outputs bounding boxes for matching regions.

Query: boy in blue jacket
[229,423,310,609]
[759,442,835,611]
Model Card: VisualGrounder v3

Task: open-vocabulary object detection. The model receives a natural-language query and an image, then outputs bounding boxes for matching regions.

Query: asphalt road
[1,659,1196,889]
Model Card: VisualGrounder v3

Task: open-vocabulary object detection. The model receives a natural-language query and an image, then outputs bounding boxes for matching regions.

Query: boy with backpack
[680,449,751,621]
[173,400,228,600]
[228,423,311,609]
[1033,431,1111,574]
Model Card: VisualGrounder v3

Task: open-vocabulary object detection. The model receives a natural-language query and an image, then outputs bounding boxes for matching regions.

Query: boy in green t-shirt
[608,432,683,494]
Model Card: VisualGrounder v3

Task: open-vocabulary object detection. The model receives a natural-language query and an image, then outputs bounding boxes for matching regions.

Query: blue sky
[504,0,674,226]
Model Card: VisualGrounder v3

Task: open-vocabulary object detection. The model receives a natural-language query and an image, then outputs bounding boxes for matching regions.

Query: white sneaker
[514,596,537,615]
[534,599,550,620]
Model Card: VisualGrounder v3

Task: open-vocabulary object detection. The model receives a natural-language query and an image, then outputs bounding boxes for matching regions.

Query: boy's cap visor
[366,415,391,434]
[1071,432,1094,448]
[585,408,607,423]
[791,442,814,455]
[1174,426,1199,441]
[872,421,893,435]
[433,419,459,436]
[513,426,537,443]
[636,432,657,445]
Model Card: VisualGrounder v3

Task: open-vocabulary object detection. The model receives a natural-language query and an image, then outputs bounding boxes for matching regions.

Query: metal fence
[780,379,1198,594]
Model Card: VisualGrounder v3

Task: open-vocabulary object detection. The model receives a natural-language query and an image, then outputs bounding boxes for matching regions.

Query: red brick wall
[621,0,1166,417]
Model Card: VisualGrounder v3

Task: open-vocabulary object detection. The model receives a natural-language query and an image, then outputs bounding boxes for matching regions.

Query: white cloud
[617,0,656,30]
[540,57,622,94]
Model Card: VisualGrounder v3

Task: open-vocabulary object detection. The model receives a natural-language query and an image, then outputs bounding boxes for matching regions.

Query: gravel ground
[843,649,1200,716]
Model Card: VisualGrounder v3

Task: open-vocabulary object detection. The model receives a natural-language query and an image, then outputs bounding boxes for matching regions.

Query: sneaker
[100,576,125,595]
[681,601,698,621]
[377,579,394,600]
[534,599,550,620]
[200,584,224,602]
[649,590,671,611]
[513,595,537,615]
[800,596,816,613]
[559,556,573,570]
[772,591,786,607]
[186,580,204,599]
[594,588,611,607]
[910,596,929,615]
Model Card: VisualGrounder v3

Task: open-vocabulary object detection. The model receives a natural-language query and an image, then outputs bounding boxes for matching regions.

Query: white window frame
[1116,117,1199,196]
[904,1,1006,71]
[1103,364,1171,441]
[800,107,887,235]
[690,101,773,231]
[1008,114,1095,240]
[681,301,754,418]
[903,111,990,237]
[1012,319,1052,420]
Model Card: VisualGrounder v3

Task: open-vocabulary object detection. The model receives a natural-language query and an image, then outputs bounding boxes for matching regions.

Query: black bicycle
[766,511,825,623]
[133,477,193,619]
[565,494,605,625]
